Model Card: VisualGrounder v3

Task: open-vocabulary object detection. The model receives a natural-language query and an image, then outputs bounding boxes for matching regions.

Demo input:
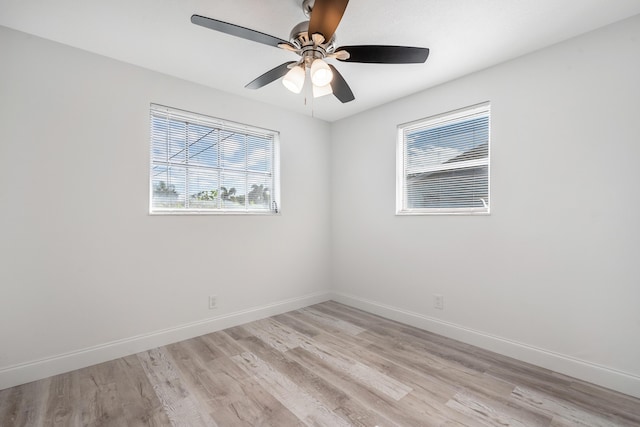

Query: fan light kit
[282,65,306,94]
[191,0,430,103]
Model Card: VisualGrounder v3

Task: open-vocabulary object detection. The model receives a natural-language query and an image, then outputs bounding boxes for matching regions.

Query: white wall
[0,26,331,388]
[330,15,640,397]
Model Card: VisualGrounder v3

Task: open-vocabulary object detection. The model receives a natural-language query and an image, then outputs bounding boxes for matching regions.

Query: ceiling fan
[191,0,430,103]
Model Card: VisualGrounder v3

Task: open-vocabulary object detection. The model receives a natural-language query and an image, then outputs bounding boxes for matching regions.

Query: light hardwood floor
[1,301,639,426]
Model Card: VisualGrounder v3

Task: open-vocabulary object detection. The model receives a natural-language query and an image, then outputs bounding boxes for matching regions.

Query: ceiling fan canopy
[191,0,430,103]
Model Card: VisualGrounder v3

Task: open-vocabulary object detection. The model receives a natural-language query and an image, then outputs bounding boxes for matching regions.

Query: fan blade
[335,45,429,63]
[191,14,293,49]
[245,62,298,89]
[328,65,354,103]
[308,0,349,43]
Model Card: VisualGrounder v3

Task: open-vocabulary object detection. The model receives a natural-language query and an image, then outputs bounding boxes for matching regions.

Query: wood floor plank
[311,329,462,402]
[1,384,29,426]
[447,392,528,427]
[285,345,473,426]
[249,316,414,401]
[112,355,171,427]
[314,303,495,374]
[198,330,246,358]
[231,351,352,427]
[566,380,640,425]
[44,372,80,426]
[210,358,306,427]
[313,304,565,403]
[292,311,469,387]
[511,385,629,427]
[77,360,128,427]
[7,379,50,427]
[297,307,366,336]
[167,336,304,427]
[0,386,19,426]
[2,301,639,426]
[272,313,324,338]
[292,306,482,380]
[137,347,219,427]
[359,331,520,403]
[286,307,362,341]
[242,318,303,353]
[317,302,516,374]
[298,338,413,401]
[223,324,254,341]
[166,339,256,426]
[238,334,398,427]
[446,390,553,426]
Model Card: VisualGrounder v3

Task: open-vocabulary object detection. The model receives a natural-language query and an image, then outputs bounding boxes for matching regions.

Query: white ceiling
[1,0,639,122]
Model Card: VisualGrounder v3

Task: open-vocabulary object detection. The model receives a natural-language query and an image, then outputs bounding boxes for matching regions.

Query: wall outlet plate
[209,295,217,309]
[434,294,444,310]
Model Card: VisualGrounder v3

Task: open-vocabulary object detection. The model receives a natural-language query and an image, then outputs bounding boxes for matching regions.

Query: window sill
[396,209,490,216]
[149,210,280,216]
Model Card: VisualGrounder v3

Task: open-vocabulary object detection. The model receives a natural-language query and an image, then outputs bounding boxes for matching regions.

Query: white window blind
[397,103,490,215]
[150,104,279,214]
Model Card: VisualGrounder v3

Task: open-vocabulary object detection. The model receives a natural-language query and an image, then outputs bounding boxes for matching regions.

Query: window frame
[149,104,281,216]
[396,102,491,216]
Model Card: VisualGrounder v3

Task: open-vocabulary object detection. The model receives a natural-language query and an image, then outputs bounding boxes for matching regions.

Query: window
[150,104,279,214]
[396,102,490,215]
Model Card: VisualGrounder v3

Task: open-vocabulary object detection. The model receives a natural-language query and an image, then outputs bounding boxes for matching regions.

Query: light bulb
[310,59,333,87]
[313,82,333,98]
[282,66,305,94]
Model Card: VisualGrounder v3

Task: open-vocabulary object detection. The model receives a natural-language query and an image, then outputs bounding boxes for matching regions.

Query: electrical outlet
[209,295,217,309]
[434,294,444,310]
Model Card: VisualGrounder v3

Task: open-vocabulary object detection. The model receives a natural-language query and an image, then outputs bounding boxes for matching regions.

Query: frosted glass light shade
[313,83,333,98]
[282,66,305,93]
[310,59,333,87]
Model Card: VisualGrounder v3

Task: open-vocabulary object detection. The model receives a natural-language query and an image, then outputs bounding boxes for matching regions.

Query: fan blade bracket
[311,33,326,46]
[328,50,350,61]
[278,43,301,54]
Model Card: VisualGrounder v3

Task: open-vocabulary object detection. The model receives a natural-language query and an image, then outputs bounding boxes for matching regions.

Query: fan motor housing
[289,21,311,47]
[289,20,336,66]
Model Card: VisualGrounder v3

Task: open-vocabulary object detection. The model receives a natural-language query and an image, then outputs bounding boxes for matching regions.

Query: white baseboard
[0,291,330,391]
[329,291,640,399]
